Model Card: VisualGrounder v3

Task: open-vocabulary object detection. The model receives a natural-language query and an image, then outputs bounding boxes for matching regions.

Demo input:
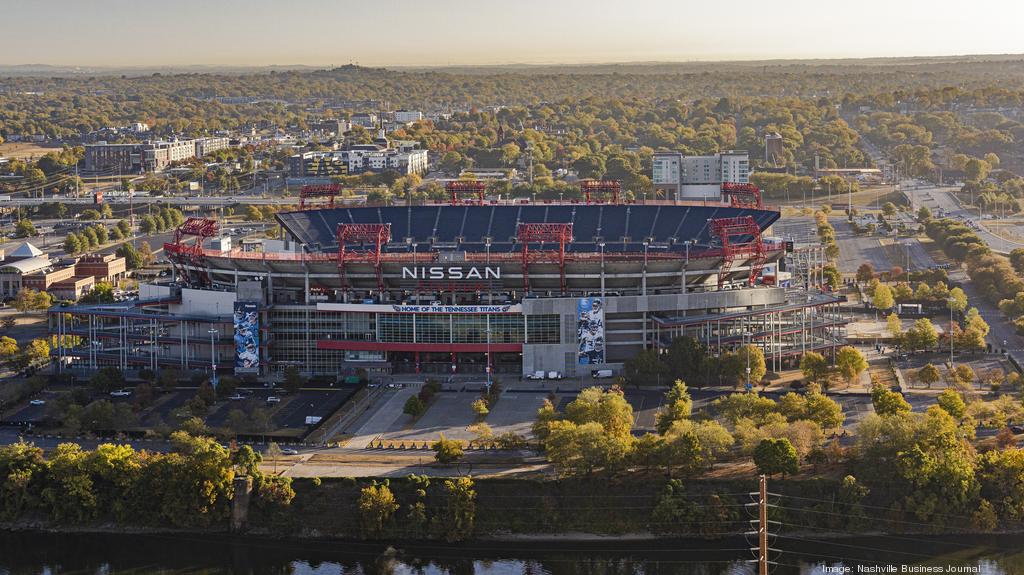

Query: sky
[4,0,1024,67]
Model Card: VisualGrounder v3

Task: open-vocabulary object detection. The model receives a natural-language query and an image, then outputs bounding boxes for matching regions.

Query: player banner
[577,297,605,365]
[233,302,259,373]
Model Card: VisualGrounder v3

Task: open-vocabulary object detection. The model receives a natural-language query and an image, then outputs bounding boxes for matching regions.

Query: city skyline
[4,0,1024,67]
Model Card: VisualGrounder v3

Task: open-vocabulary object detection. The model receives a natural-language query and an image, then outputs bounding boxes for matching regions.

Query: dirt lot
[0,142,59,160]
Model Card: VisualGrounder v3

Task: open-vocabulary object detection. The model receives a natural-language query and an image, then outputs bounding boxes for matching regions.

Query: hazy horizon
[5,0,1024,68]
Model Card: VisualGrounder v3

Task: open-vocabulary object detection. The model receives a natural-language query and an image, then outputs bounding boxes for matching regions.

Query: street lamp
[485,327,492,394]
[743,331,753,390]
[208,328,219,390]
[948,298,955,368]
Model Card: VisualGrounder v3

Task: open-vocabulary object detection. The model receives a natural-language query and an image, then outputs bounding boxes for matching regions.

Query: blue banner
[577,297,605,365]
[233,302,260,373]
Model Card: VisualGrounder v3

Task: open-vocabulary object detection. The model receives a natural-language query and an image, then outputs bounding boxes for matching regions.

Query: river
[2,531,1024,574]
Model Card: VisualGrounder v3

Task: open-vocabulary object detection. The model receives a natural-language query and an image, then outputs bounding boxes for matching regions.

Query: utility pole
[758,475,768,575]
[746,474,779,574]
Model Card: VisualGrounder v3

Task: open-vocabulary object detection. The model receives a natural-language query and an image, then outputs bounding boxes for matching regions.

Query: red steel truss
[300,184,342,210]
[710,216,766,288]
[517,222,574,293]
[165,217,219,286]
[580,179,621,204]
[720,182,764,209]
[336,223,391,291]
[446,180,486,205]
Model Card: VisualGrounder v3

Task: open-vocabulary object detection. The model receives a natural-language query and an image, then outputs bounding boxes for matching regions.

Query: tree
[948,287,968,313]
[937,388,966,419]
[887,312,903,340]
[870,382,911,415]
[403,395,426,417]
[79,282,115,304]
[24,338,50,366]
[64,233,82,254]
[471,398,490,418]
[905,318,939,352]
[856,263,875,284]
[655,379,693,434]
[440,476,476,542]
[432,433,464,464]
[882,202,897,217]
[115,243,143,269]
[713,392,778,425]
[0,336,18,365]
[872,283,895,311]
[738,344,767,386]
[753,438,799,478]
[565,386,635,440]
[964,158,991,182]
[834,346,867,386]
[799,352,829,385]
[917,363,941,389]
[917,205,932,222]
[624,348,667,385]
[282,365,304,393]
[139,241,155,267]
[358,481,399,538]
[803,387,846,429]
[14,219,37,238]
[14,288,52,313]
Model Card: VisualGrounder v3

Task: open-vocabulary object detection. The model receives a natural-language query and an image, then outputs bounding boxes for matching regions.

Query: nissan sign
[401,266,501,280]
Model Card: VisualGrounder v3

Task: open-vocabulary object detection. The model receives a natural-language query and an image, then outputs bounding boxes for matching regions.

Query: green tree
[882,202,897,217]
[116,243,143,269]
[440,476,476,542]
[872,283,895,310]
[23,338,50,366]
[64,233,82,254]
[753,438,799,478]
[905,318,939,351]
[282,365,304,393]
[799,351,829,385]
[0,336,19,365]
[803,386,845,429]
[936,388,966,419]
[948,287,968,313]
[565,386,635,440]
[834,346,868,386]
[655,379,693,434]
[432,433,464,464]
[917,205,932,222]
[713,392,778,425]
[14,219,37,238]
[403,395,426,417]
[870,382,911,415]
[917,363,941,389]
[358,480,399,538]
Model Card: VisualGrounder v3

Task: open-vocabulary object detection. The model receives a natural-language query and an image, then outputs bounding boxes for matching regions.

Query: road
[911,184,1024,253]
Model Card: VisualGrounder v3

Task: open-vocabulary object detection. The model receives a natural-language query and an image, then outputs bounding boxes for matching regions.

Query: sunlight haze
[5,0,1024,67]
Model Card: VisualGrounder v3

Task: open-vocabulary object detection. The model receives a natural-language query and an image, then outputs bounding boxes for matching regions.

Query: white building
[651,151,749,201]
[195,137,231,158]
[394,110,423,124]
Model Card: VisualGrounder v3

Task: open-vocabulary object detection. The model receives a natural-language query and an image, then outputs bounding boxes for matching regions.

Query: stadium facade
[50,181,846,379]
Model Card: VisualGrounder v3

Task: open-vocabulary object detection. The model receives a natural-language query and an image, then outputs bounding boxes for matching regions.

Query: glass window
[526,314,559,344]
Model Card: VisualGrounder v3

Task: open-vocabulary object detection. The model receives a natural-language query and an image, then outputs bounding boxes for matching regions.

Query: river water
[2,531,1024,575]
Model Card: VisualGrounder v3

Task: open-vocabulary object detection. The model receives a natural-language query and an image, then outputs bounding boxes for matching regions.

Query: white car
[228,394,245,401]
[266,396,281,404]
[109,389,132,397]
[29,399,46,406]
[281,448,299,456]
[547,371,564,380]
[526,371,546,380]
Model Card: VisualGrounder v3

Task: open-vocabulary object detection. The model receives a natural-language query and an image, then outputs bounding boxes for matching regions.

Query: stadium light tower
[598,241,606,297]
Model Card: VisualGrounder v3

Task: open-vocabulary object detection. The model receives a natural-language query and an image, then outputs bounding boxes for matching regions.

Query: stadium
[51,181,846,378]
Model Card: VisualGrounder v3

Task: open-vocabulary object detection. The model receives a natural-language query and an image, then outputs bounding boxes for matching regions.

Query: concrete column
[231,475,253,532]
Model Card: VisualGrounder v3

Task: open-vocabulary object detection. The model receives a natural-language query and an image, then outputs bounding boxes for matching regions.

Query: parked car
[526,371,546,380]
[547,371,563,380]
[228,394,245,401]
[281,448,299,456]
[109,389,132,397]
[266,396,281,404]
[29,399,46,406]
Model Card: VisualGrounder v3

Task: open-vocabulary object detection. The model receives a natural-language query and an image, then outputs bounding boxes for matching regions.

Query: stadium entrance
[389,351,522,375]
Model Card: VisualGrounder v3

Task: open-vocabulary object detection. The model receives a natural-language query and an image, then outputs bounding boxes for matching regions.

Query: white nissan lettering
[401,266,501,280]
